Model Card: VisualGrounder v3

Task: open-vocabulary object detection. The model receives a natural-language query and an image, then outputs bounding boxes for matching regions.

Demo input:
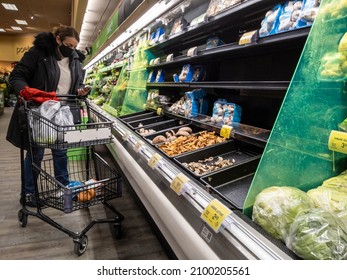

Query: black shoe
[19,194,44,208]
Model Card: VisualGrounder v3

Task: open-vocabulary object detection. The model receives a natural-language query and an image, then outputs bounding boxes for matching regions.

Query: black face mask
[59,44,74,57]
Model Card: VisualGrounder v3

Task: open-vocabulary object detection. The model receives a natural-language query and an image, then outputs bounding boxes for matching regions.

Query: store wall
[0,35,35,63]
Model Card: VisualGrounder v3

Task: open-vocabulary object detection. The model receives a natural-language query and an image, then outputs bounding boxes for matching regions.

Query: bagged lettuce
[286,208,347,260]
[308,186,347,214]
[322,171,347,192]
[252,186,314,241]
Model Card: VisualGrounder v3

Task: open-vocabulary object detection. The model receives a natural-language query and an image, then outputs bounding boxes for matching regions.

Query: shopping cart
[17,95,124,256]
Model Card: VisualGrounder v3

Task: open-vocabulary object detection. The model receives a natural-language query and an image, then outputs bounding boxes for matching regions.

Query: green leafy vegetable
[287,208,347,260]
[252,186,314,241]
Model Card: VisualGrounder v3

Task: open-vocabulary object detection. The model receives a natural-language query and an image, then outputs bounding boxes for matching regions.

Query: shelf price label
[328,130,347,154]
[170,173,190,195]
[148,153,162,169]
[220,125,232,139]
[239,30,258,45]
[134,140,144,153]
[157,107,162,115]
[122,131,129,141]
[201,199,232,233]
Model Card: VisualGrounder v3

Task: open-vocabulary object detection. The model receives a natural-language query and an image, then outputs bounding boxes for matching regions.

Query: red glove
[19,86,58,103]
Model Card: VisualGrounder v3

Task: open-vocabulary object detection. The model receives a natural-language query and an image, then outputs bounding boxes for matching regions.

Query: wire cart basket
[18,96,124,256]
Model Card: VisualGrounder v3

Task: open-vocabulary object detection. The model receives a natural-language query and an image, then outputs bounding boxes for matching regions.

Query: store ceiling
[0,0,120,51]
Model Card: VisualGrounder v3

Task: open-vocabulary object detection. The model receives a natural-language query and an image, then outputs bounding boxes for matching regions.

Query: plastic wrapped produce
[252,186,314,241]
[286,208,347,260]
[322,171,347,191]
[308,186,347,224]
[318,52,347,81]
[259,5,282,37]
[295,0,320,28]
[276,1,304,33]
[206,0,242,17]
[321,0,347,21]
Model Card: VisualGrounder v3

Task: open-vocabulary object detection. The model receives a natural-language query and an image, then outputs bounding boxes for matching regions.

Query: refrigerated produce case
[82,0,346,259]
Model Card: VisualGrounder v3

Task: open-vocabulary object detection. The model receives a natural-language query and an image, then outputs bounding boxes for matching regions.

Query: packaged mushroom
[210,99,242,126]
[259,4,282,37]
[206,0,242,18]
[295,0,320,28]
[276,1,304,33]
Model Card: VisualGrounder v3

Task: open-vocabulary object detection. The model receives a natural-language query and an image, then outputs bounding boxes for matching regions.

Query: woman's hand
[77,86,91,96]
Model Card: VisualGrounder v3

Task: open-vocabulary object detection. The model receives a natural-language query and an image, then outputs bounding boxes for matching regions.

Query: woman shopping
[6,26,90,207]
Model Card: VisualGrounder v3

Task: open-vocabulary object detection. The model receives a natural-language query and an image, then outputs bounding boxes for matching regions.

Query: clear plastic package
[317,52,347,81]
[259,4,282,37]
[169,16,187,36]
[206,0,242,18]
[276,1,304,33]
[295,0,320,28]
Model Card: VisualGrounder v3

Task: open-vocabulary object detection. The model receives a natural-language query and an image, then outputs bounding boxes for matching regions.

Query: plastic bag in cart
[39,100,61,119]
[54,105,75,141]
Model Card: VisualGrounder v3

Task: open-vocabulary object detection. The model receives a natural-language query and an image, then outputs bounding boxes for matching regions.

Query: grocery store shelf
[146,27,310,69]
[89,102,294,259]
[147,0,281,53]
[147,82,191,88]
[148,81,290,91]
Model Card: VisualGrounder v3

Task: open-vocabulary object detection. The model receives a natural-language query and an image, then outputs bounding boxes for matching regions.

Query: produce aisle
[0,107,170,260]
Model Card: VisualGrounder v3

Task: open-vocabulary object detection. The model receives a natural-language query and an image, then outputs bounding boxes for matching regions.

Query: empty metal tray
[200,157,260,210]
[174,140,262,178]
[119,111,157,123]
[127,115,171,129]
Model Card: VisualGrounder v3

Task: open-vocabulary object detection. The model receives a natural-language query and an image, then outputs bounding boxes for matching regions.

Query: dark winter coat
[6,32,84,149]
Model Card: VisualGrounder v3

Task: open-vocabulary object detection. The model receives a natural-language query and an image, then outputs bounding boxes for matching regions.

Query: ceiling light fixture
[15,19,28,25]
[11,26,22,31]
[84,0,181,69]
[0,28,5,32]
[1,3,18,11]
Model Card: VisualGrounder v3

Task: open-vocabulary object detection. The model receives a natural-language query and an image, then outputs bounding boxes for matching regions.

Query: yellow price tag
[134,140,143,153]
[148,153,162,169]
[328,130,347,154]
[157,108,162,115]
[170,173,189,195]
[201,199,232,233]
[220,125,232,139]
[239,30,257,45]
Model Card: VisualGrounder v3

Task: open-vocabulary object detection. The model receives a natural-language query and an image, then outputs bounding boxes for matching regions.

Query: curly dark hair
[53,26,80,42]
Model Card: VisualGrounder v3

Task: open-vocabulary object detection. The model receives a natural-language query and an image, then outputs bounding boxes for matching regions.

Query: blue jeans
[24,148,69,194]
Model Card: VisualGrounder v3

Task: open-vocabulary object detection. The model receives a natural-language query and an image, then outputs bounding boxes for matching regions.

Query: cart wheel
[18,209,28,227]
[114,223,122,239]
[74,235,88,256]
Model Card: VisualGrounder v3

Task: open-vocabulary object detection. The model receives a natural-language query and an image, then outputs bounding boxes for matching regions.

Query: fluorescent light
[0,28,5,32]
[11,26,22,31]
[1,3,18,11]
[15,19,28,25]
[84,0,181,69]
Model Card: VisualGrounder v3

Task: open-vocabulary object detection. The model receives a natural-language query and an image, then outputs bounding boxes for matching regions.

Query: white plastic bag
[32,100,61,144]
[54,105,75,142]
[39,100,61,120]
